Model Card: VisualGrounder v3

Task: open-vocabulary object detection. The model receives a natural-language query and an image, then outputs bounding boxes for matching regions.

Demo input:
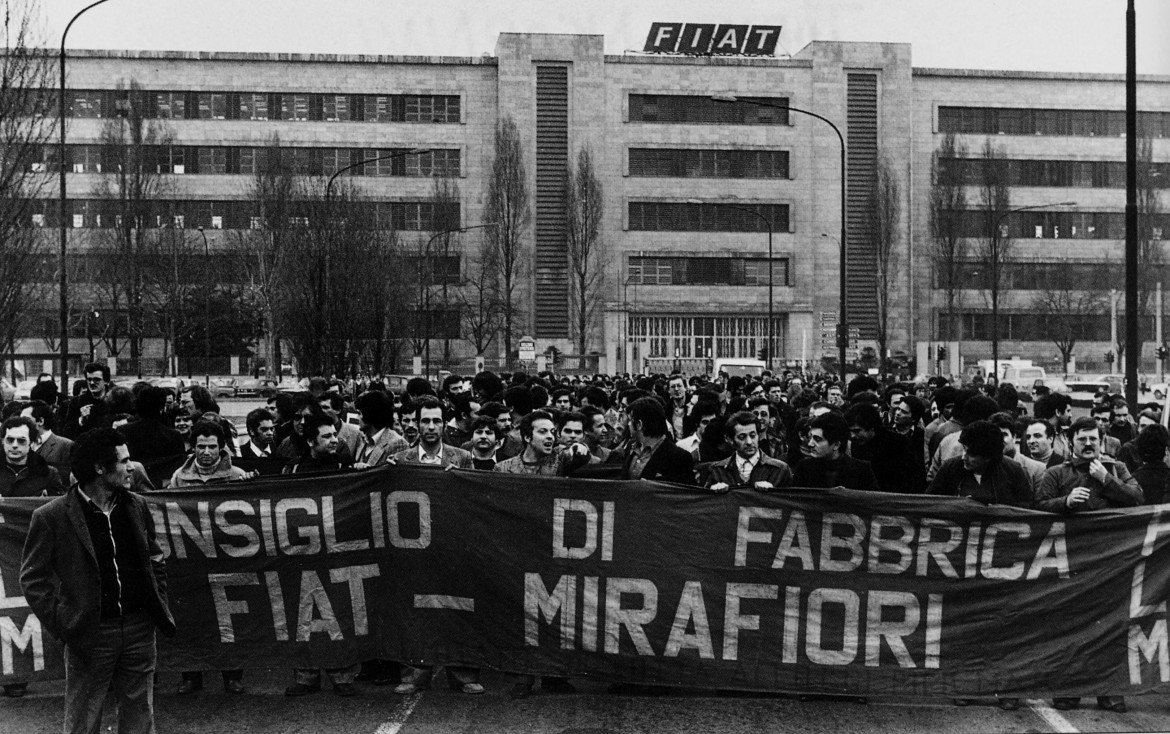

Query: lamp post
[689,199,774,370]
[988,202,1076,383]
[421,223,497,380]
[59,0,113,389]
[711,94,846,385]
[197,226,210,387]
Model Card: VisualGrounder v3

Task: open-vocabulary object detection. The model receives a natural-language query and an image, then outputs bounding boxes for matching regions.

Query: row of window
[29,199,460,232]
[938,106,1170,138]
[628,256,790,286]
[628,148,789,179]
[52,90,461,123]
[949,209,1168,240]
[628,95,789,125]
[937,157,1170,189]
[940,262,1170,290]
[627,316,786,361]
[36,145,460,178]
[628,202,789,232]
[937,312,1156,342]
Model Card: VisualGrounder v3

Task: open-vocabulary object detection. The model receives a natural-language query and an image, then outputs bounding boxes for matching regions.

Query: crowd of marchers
[3,364,1163,732]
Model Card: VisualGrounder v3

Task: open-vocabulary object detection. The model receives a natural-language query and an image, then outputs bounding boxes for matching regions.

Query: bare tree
[484,116,530,362]
[1033,263,1106,373]
[142,225,199,375]
[565,147,605,355]
[869,155,900,375]
[976,140,1012,369]
[427,176,462,369]
[1138,135,1166,345]
[0,2,54,374]
[929,134,968,347]
[236,134,302,379]
[459,242,502,366]
[95,80,174,365]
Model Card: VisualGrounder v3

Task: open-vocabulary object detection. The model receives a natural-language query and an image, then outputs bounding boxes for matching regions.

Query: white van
[712,358,766,380]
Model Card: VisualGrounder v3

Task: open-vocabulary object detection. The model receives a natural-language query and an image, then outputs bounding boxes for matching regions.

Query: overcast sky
[45,0,1170,75]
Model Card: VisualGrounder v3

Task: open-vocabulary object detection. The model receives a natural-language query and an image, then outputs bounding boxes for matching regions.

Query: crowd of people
[6,362,1165,731]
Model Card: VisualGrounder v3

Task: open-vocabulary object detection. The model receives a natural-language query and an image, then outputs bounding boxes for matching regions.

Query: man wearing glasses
[64,362,110,438]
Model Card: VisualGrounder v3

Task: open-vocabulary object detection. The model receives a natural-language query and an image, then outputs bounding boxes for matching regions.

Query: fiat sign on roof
[643,23,782,56]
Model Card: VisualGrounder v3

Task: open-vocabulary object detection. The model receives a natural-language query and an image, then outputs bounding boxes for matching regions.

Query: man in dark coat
[846,403,923,493]
[927,420,1033,508]
[62,362,111,438]
[118,386,187,464]
[792,412,879,491]
[20,427,175,732]
[0,416,64,498]
[621,396,694,485]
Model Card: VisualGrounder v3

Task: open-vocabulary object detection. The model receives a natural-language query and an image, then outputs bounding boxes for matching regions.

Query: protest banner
[3,465,1170,698]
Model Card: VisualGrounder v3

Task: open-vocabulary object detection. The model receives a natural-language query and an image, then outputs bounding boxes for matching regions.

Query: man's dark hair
[318,392,345,413]
[189,419,227,449]
[518,409,555,442]
[724,411,760,440]
[83,362,110,382]
[882,385,907,402]
[1034,393,1071,421]
[355,391,395,430]
[290,392,323,418]
[809,412,850,450]
[529,384,549,411]
[899,395,926,422]
[846,375,880,398]
[555,410,587,432]
[471,371,504,402]
[136,386,168,419]
[449,393,477,420]
[1,415,39,445]
[932,386,959,413]
[1027,419,1055,439]
[1091,402,1112,417]
[269,392,295,421]
[24,400,57,432]
[503,386,534,417]
[479,401,510,420]
[1067,415,1100,441]
[246,407,275,435]
[304,414,339,444]
[412,396,445,420]
[29,380,59,405]
[989,411,1017,433]
[406,377,436,398]
[441,374,463,395]
[844,403,883,432]
[628,396,668,439]
[71,427,126,486]
[960,395,1000,425]
[1110,401,1132,419]
[1136,424,1170,464]
[469,415,498,437]
[959,420,1004,460]
[578,385,610,410]
[994,383,1020,413]
[551,388,573,404]
[684,397,722,436]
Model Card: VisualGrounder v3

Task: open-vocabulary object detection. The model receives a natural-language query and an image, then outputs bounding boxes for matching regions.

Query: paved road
[3,669,1169,734]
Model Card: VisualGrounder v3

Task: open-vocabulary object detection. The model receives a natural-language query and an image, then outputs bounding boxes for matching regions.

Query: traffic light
[1105,351,1115,365]
[1158,345,1169,361]
[937,346,948,361]
[757,348,767,361]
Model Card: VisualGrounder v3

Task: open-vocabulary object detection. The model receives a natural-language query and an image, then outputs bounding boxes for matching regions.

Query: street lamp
[988,202,1076,383]
[59,0,114,389]
[420,223,498,380]
[197,227,210,387]
[688,198,774,370]
[711,94,847,385]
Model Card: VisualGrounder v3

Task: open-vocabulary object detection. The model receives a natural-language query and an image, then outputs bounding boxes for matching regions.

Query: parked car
[150,377,188,394]
[1064,380,1117,407]
[235,377,279,397]
[210,378,237,398]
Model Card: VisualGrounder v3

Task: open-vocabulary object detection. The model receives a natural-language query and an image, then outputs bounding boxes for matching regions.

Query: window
[156,146,186,174]
[323,95,350,122]
[280,94,311,121]
[629,148,788,178]
[69,91,106,118]
[155,92,186,119]
[239,94,268,120]
[939,106,1170,137]
[70,145,103,173]
[628,202,789,232]
[197,93,227,120]
[628,95,789,125]
[197,147,227,174]
[629,256,790,286]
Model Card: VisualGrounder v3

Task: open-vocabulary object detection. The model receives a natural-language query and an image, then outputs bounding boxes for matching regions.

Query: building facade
[21,33,1170,377]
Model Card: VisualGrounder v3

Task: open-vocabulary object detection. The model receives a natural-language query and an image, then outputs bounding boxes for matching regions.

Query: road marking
[374,691,423,734]
[1026,699,1079,733]
[414,594,475,611]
